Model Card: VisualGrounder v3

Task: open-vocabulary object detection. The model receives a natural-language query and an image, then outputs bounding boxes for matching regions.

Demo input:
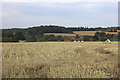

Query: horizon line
[1,25,118,29]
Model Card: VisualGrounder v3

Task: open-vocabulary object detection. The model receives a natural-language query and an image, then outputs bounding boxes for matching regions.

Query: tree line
[83,32,118,41]
[1,25,119,42]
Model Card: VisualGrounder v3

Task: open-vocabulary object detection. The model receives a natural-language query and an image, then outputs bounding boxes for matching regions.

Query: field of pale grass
[2,42,119,78]
[73,31,118,36]
[44,31,118,37]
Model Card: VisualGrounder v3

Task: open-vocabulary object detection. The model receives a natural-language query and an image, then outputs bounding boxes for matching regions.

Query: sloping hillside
[73,31,118,36]
[44,31,118,37]
[44,33,76,36]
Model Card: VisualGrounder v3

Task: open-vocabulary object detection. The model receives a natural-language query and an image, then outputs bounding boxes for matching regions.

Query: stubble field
[2,42,119,78]
[44,31,118,36]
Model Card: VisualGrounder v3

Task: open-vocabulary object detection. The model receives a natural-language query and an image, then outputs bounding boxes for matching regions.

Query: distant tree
[94,32,100,41]
[2,32,18,42]
[118,32,120,40]
[56,36,64,41]
[99,32,106,41]
[94,32,99,36]
[99,32,106,37]
[13,32,25,41]
[26,35,36,42]
[47,35,57,41]
[89,37,94,41]
[106,34,114,39]
[75,34,80,38]
[92,36,99,41]
[94,32,106,41]
[99,36,107,41]
[83,36,93,41]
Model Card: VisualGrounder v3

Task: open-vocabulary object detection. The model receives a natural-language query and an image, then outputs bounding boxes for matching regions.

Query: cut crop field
[73,31,118,36]
[44,31,118,36]
[2,42,119,78]
[44,33,76,36]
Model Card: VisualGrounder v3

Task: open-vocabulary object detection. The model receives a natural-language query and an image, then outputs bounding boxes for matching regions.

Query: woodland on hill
[1,25,119,42]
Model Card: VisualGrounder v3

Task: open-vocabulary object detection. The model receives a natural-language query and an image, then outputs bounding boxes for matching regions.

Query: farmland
[73,31,99,36]
[73,31,118,36]
[44,31,118,36]
[2,42,119,78]
[44,33,76,36]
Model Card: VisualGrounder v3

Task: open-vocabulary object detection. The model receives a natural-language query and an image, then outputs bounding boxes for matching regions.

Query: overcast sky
[1,0,119,29]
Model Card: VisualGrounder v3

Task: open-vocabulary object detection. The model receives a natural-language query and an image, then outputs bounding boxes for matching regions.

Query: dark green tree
[118,32,120,40]
[75,35,80,38]
[26,36,36,42]
[13,32,25,41]
[56,36,64,41]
